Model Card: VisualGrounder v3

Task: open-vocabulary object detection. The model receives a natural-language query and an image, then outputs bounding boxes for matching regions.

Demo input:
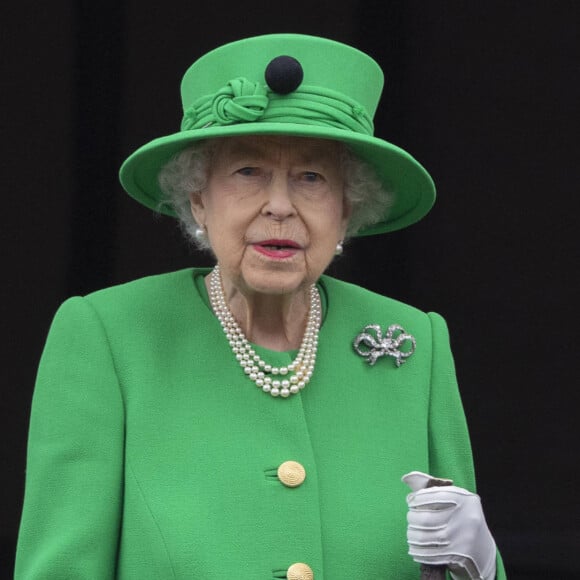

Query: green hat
[119,33,435,236]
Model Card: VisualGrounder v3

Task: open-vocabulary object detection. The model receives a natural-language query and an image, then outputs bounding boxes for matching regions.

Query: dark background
[2,1,578,578]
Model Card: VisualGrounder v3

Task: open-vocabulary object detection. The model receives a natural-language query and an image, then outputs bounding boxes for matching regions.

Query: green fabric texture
[118,34,436,236]
[16,268,506,579]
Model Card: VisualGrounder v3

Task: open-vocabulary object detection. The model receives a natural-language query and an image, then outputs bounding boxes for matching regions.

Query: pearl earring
[194,224,207,243]
[335,240,344,256]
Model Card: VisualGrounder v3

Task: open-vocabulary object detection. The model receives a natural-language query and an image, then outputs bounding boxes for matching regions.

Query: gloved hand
[402,471,497,580]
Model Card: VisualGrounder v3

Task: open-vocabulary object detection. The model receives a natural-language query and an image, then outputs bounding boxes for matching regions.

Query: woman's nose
[261,176,296,220]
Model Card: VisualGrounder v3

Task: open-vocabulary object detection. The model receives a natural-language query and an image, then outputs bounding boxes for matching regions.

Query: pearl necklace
[208,265,321,398]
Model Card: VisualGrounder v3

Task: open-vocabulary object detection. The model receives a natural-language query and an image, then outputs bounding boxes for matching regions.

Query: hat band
[181,77,374,136]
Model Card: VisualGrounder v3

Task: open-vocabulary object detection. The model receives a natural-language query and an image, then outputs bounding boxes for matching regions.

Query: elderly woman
[16,34,506,579]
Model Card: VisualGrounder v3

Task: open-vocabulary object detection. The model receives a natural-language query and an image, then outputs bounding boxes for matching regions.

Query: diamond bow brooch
[353,324,416,367]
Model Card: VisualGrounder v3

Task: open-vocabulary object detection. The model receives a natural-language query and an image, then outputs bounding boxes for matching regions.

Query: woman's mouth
[252,239,301,259]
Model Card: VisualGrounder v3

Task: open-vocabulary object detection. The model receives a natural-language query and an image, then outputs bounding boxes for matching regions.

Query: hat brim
[119,122,435,236]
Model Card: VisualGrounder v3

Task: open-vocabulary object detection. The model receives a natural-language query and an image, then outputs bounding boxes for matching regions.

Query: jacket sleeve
[15,297,124,579]
[427,311,507,580]
[427,311,475,490]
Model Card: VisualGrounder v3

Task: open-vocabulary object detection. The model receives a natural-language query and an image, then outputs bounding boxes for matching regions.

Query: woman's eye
[236,166,260,177]
[301,171,322,183]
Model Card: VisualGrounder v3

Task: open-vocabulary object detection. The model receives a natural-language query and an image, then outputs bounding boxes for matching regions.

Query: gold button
[277,461,306,487]
[287,562,314,580]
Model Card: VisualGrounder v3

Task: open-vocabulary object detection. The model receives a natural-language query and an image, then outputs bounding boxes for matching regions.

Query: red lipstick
[253,239,301,259]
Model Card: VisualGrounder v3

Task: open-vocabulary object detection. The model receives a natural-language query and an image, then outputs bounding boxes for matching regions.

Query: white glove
[402,471,497,580]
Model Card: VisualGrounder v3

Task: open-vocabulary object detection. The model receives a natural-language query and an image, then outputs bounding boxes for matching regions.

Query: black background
[2,1,579,577]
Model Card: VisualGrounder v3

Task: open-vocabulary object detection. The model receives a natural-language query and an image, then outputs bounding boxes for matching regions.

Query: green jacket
[16,268,506,579]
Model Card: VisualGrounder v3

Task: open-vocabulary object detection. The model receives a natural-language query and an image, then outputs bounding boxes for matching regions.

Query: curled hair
[157,139,393,249]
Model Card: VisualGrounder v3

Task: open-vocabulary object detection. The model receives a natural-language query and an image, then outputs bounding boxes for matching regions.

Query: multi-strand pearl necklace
[208,265,321,398]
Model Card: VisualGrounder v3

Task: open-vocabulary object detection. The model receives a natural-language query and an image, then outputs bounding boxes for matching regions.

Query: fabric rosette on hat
[119,33,436,236]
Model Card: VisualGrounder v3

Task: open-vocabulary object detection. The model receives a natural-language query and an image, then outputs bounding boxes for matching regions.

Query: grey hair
[157,139,393,249]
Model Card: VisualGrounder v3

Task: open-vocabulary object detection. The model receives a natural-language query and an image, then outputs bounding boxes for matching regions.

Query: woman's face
[190,135,351,297]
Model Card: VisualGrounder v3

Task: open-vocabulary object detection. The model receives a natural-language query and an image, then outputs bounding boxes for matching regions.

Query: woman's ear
[340,195,353,237]
[189,191,206,225]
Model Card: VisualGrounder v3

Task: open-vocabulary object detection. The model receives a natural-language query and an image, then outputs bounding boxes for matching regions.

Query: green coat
[16,268,506,579]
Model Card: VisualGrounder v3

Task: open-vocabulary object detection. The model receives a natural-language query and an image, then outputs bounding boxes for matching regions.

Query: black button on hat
[265,55,304,94]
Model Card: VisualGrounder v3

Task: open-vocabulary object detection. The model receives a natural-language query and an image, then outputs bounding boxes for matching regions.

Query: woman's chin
[238,268,312,298]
